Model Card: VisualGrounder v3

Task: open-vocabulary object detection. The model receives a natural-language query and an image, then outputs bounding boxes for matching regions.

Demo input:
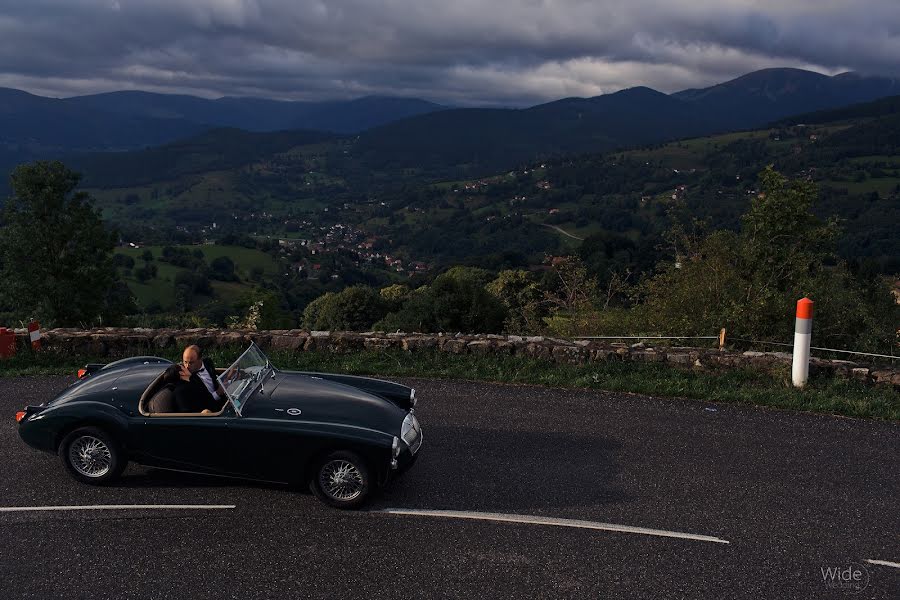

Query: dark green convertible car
[16,344,423,508]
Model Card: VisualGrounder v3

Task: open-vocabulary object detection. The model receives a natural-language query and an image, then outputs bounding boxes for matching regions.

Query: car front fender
[20,401,131,454]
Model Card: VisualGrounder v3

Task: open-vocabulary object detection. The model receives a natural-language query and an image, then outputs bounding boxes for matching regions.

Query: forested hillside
[2,78,897,352]
[66,94,900,276]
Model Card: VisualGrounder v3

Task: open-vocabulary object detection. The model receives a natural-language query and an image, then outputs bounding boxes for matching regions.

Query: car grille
[402,413,423,455]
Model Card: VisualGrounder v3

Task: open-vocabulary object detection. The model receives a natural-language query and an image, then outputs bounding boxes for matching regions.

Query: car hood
[245,372,406,433]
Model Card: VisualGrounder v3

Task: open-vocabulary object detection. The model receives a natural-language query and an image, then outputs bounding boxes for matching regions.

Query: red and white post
[27,320,41,351]
[791,298,814,388]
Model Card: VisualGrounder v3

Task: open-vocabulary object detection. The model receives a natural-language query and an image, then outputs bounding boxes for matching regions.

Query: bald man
[176,345,226,413]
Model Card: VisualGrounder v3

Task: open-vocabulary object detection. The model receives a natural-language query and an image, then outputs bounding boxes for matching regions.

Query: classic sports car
[16,344,423,508]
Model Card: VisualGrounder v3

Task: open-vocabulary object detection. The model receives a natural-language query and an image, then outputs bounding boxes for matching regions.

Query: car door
[106,365,232,474]
[225,384,318,482]
[130,410,234,474]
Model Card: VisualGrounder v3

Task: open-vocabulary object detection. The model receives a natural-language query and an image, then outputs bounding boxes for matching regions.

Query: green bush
[303,286,387,331]
[377,267,507,333]
[486,269,547,334]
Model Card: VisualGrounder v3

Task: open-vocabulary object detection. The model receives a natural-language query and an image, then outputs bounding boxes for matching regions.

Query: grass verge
[2,348,897,421]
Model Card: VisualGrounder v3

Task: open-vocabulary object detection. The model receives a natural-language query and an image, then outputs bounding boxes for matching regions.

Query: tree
[210,256,238,281]
[427,267,506,333]
[134,263,158,283]
[578,232,646,309]
[173,272,195,313]
[638,167,897,351]
[379,284,411,312]
[172,271,212,312]
[302,286,387,331]
[376,267,507,333]
[579,231,635,278]
[248,291,294,329]
[0,161,132,325]
[302,292,336,330]
[486,270,545,334]
[639,230,745,335]
[112,254,135,269]
[734,166,839,337]
[542,256,599,314]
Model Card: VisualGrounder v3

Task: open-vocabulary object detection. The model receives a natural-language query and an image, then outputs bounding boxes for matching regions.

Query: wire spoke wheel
[319,459,364,502]
[68,435,112,478]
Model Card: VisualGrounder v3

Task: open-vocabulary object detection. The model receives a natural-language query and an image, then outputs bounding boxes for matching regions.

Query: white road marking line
[378,508,729,544]
[0,504,235,513]
[866,559,900,569]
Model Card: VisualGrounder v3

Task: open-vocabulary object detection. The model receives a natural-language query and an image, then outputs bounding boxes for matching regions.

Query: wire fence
[575,336,718,340]
[727,338,898,361]
[574,334,898,361]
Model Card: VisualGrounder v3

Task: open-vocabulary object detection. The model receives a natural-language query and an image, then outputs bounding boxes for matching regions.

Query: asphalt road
[1,375,897,599]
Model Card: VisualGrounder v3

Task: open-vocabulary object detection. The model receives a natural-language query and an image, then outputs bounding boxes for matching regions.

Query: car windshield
[218,343,272,415]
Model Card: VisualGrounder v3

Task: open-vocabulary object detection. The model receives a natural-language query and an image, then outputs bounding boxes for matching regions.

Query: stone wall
[10,327,900,388]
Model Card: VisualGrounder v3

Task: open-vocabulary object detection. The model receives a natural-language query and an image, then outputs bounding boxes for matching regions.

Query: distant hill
[0,88,204,151]
[64,92,446,134]
[68,128,339,188]
[0,87,208,179]
[773,93,900,126]
[673,68,900,129]
[353,87,712,176]
[352,69,900,177]
[0,88,445,180]
[769,94,900,157]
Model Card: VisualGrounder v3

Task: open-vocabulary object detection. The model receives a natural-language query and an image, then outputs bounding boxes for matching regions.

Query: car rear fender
[76,356,171,381]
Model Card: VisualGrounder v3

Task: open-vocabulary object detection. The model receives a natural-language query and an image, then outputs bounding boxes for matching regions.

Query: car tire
[310,450,372,509]
[59,426,127,485]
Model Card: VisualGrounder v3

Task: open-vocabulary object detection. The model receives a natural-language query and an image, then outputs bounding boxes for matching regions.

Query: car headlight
[401,413,422,454]
[409,388,417,408]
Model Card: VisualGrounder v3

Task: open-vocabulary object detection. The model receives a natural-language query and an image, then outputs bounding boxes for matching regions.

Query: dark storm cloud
[0,1,898,105]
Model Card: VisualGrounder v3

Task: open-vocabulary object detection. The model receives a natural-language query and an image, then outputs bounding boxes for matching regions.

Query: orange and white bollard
[27,320,41,350]
[791,298,814,388]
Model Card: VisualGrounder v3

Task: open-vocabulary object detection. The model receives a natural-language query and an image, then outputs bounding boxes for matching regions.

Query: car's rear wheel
[59,426,127,485]
[310,450,371,509]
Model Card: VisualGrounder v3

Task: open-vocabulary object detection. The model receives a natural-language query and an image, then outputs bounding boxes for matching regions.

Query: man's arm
[204,358,227,400]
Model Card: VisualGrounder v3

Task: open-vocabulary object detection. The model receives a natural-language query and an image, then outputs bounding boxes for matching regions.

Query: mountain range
[61,92,445,135]
[351,69,900,176]
[0,90,444,179]
[2,67,900,188]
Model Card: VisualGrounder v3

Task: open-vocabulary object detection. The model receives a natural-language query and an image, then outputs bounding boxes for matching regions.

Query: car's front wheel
[310,450,371,509]
[59,426,127,485]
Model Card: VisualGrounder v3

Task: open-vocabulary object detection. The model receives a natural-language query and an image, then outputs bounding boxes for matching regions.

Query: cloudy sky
[1,0,898,106]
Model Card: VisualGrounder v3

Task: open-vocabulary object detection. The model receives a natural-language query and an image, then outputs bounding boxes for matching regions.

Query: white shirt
[197,366,220,401]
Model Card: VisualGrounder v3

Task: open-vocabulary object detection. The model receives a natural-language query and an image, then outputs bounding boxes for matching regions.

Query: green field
[823,177,900,196]
[115,244,278,309]
[119,245,277,275]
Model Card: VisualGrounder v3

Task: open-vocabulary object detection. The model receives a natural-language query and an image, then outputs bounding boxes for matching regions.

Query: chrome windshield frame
[217,343,273,417]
